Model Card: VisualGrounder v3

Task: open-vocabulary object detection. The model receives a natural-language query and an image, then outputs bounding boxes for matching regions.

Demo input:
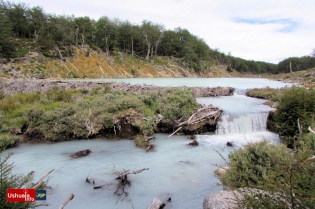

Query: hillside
[0,45,242,79]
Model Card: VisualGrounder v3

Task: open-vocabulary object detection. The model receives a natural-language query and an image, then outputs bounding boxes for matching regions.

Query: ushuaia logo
[7,188,36,202]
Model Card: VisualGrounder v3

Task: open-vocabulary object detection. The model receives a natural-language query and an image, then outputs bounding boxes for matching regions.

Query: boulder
[203,190,243,209]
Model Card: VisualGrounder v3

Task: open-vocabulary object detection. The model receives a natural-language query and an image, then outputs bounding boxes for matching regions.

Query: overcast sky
[14,0,315,64]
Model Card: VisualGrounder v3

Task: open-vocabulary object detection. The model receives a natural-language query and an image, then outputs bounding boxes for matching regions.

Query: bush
[0,134,18,150]
[159,89,198,123]
[44,87,73,102]
[221,140,315,208]
[268,87,315,148]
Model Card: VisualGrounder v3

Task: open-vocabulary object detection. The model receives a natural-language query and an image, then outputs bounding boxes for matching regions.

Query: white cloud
[14,0,315,63]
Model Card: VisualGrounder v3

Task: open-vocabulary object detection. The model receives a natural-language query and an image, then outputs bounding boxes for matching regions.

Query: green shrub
[159,89,198,123]
[221,140,315,208]
[268,87,315,148]
[44,86,73,102]
[0,134,18,150]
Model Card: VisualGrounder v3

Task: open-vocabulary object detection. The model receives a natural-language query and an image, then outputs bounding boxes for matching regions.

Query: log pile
[0,79,234,98]
[167,105,222,136]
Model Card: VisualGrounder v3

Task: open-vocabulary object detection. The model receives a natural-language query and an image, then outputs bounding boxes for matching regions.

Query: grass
[246,87,282,101]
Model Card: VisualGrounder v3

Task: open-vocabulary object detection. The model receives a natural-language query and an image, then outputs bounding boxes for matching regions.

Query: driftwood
[168,127,182,137]
[114,166,149,179]
[113,166,149,196]
[88,166,149,198]
[146,136,156,152]
[146,136,156,142]
[146,143,155,152]
[32,169,55,189]
[59,194,75,209]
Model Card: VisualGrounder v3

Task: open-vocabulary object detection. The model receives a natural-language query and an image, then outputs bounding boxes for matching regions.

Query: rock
[270,107,277,113]
[226,141,233,146]
[214,166,230,177]
[203,190,243,209]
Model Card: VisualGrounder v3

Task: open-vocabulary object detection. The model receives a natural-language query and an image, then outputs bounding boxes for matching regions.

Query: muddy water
[4,78,290,209]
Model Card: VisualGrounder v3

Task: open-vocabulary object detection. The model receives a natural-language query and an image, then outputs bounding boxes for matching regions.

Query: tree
[141,20,164,60]
[311,48,315,57]
[0,1,15,58]
[4,1,29,38]
[27,6,47,42]
[159,30,181,56]
[74,16,95,46]
[118,21,141,56]
[96,16,118,56]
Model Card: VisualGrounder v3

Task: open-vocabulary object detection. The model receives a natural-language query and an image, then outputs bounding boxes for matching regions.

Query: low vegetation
[246,87,281,101]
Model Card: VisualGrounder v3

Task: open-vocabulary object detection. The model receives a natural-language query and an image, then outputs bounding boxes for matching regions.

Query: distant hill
[0,0,314,78]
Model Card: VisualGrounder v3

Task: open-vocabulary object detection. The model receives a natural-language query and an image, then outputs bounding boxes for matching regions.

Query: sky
[14,0,315,64]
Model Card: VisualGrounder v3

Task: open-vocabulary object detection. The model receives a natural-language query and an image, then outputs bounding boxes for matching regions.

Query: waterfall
[217,112,269,135]
[233,89,247,96]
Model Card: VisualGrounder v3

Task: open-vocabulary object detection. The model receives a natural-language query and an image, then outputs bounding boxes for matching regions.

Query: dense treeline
[1,0,314,74]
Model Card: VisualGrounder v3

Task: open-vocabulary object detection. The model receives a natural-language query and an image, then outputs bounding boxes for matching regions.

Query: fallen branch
[177,108,221,127]
[59,194,75,209]
[32,169,55,189]
[168,127,182,137]
[147,197,165,209]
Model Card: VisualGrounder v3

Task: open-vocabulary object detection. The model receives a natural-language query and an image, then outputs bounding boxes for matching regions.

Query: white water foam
[217,112,269,135]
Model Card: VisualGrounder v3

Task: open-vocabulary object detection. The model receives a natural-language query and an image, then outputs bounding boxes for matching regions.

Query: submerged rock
[70,149,92,158]
[188,139,199,146]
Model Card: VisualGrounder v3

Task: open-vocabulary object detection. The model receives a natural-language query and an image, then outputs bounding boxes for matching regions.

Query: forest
[1,0,315,74]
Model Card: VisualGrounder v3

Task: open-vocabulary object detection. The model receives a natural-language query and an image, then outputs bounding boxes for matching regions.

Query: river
[4,78,291,209]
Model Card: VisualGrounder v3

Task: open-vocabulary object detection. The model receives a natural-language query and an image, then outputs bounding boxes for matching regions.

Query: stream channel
[4,78,291,209]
